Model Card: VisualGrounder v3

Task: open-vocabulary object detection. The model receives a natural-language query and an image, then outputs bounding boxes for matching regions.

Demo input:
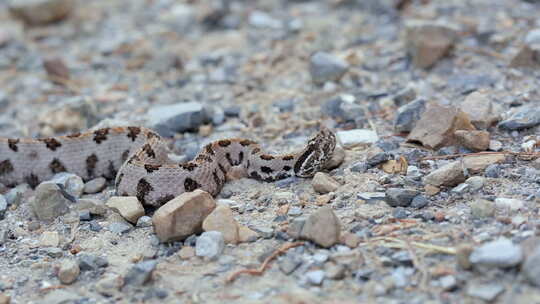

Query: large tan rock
[300,206,341,248]
[106,196,145,224]
[463,154,506,173]
[424,161,466,187]
[454,130,490,152]
[8,0,75,25]
[459,92,499,129]
[407,103,476,150]
[312,172,340,194]
[152,190,216,242]
[202,205,239,244]
[405,20,459,69]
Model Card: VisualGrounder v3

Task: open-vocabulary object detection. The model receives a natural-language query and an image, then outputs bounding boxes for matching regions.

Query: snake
[0,126,337,207]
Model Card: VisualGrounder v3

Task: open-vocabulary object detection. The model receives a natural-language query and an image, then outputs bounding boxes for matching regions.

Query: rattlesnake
[0,127,337,206]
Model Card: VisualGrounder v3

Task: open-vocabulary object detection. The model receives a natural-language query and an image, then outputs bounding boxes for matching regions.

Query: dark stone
[385,188,419,207]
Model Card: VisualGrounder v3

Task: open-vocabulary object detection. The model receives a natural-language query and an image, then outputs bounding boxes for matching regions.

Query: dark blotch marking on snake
[136,178,153,205]
[49,158,66,174]
[204,144,215,155]
[86,154,98,178]
[0,160,14,175]
[184,177,200,192]
[218,140,231,147]
[180,162,197,171]
[142,144,156,158]
[261,166,273,174]
[127,127,141,142]
[24,173,39,188]
[144,164,161,173]
[155,194,175,206]
[260,154,274,161]
[39,138,62,151]
[8,139,19,152]
[93,128,109,144]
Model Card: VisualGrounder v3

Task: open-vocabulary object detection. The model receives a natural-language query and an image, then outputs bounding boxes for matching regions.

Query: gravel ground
[2,0,540,303]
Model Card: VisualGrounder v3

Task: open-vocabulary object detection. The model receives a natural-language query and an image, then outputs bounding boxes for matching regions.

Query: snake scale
[0,126,337,206]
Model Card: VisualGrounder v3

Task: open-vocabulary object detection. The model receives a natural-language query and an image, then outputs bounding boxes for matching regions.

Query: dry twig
[420,151,540,161]
[226,242,305,284]
[370,237,456,255]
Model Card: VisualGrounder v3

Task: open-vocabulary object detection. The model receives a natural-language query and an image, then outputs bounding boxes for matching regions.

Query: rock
[466,283,504,302]
[470,199,495,218]
[523,245,540,286]
[106,197,145,224]
[393,87,417,106]
[463,154,506,173]
[456,244,474,269]
[341,231,361,248]
[384,188,419,207]
[248,10,282,29]
[0,195,7,218]
[44,247,63,258]
[325,262,346,280]
[40,231,60,247]
[178,246,195,259]
[195,231,225,259]
[410,195,429,209]
[58,259,80,284]
[311,172,340,194]
[324,145,345,170]
[485,164,501,178]
[454,130,490,151]
[43,58,69,81]
[278,254,302,275]
[124,260,157,286]
[95,274,123,297]
[305,270,325,285]
[321,94,364,122]
[439,275,457,291]
[136,216,153,228]
[460,92,499,129]
[152,190,216,242]
[0,293,9,304]
[31,183,70,221]
[405,20,459,69]
[300,206,341,248]
[287,217,306,239]
[424,161,466,187]
[407,103,476,150]
[499,106,540,130]
[511,29,540,68]
[464,176,485,191]
[83,177,107,194]
[393,98,427,133]
[336,129,379,148]
[8,0,74,25]
[309,52,349,85]
[108,222,132,234]
[237,225,258,243]
[50,173,84,198]
[148,102,209,137]
[78,254,108,271]
[4,184,31,206]
[202,205,239,244]
[494,198,525,212]
[76,199,107,216]
[469,238,523,268]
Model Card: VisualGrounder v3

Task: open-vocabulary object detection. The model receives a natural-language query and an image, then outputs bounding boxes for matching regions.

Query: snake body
[0,127,336,206]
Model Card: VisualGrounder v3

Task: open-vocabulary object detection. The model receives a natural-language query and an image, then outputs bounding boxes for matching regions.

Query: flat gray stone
[469,238,523,268]
[195,231,225,259]
[309,52,349,85]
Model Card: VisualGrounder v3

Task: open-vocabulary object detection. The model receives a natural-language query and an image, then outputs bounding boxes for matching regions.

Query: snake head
[294,127,337,177]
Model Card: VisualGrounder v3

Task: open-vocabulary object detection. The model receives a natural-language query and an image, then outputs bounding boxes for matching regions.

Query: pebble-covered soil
[2,0,540,303]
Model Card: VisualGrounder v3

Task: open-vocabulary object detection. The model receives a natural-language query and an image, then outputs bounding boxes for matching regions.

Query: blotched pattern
[0,127,336,206]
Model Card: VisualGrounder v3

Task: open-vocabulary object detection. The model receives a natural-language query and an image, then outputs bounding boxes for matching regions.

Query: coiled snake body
[0,127,336,206]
